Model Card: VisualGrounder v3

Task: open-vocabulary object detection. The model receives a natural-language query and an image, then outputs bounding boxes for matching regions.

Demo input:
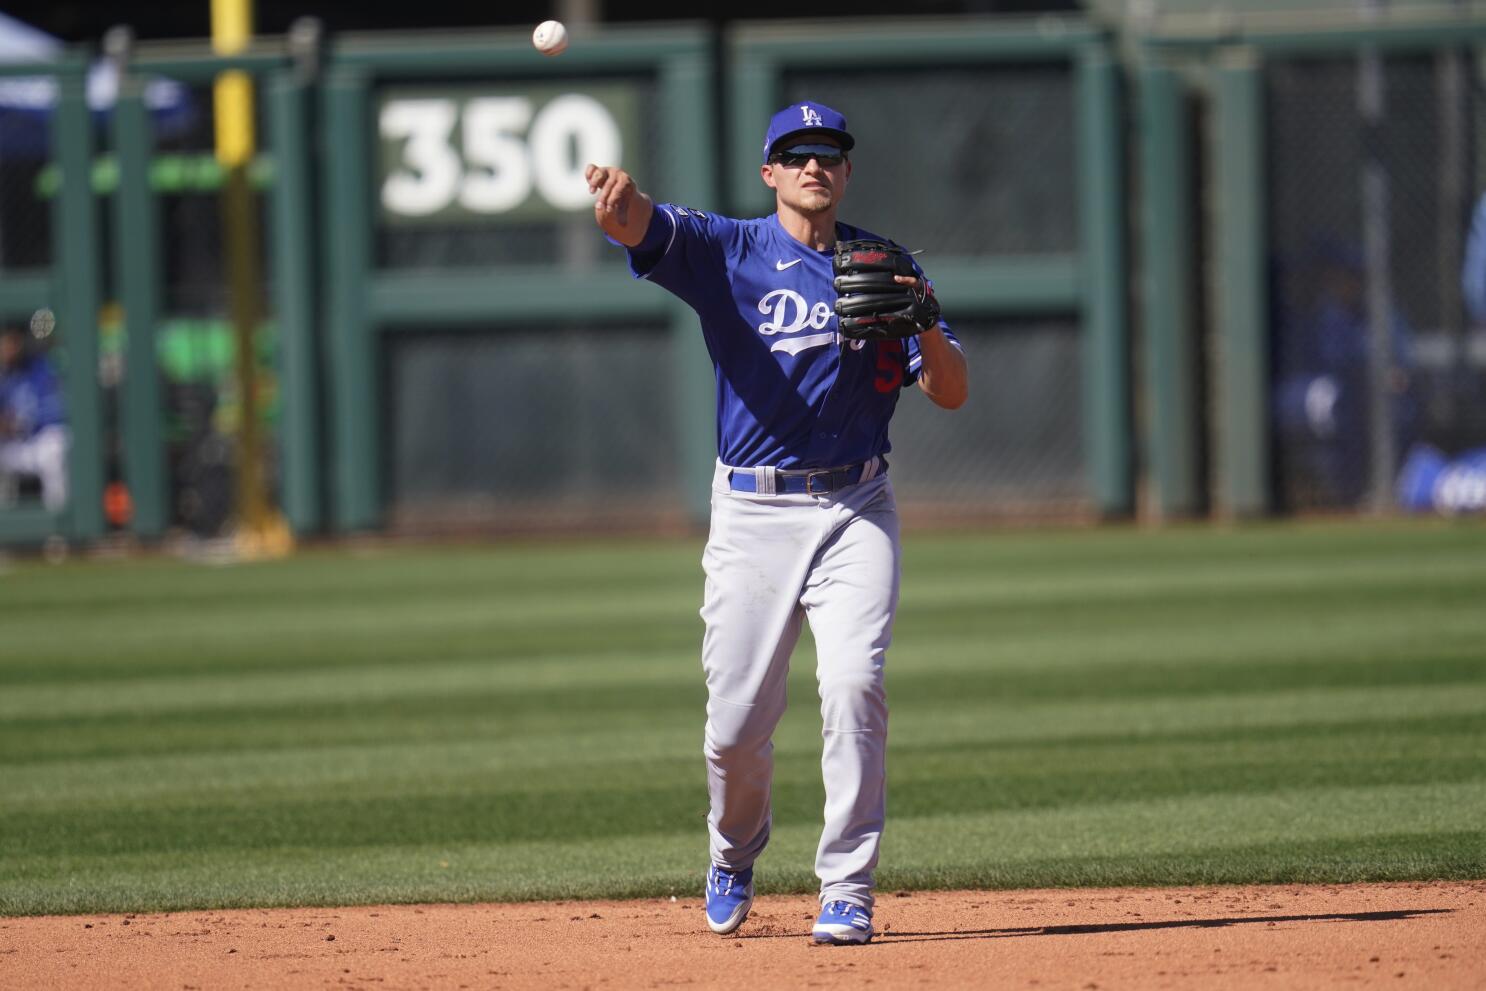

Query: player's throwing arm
[585,165,653,247]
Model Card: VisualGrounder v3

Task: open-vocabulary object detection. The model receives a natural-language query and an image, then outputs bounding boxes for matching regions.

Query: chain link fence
[781,65,1079,255]
[781,62,1088,519]
[371,73,683,530]
[0,152,52,270]
[0,72,63,519]
[1266,49,1486,513]
[889,318,1085,517]
[139,80,278,536]
[384,321,682,532]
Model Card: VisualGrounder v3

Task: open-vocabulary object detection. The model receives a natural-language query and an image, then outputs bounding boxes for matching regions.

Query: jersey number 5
[874,340,905,394]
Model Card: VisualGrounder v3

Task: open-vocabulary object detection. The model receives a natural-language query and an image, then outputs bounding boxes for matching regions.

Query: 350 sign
[378,85,639,223]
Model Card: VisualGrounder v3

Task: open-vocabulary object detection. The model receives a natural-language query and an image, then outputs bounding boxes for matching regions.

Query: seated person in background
[1274,239,1416,506]
[1395,190,1486,513]
[0,325,69,513]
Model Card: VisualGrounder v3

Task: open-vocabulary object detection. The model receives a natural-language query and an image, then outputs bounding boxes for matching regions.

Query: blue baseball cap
[762,101,855,164]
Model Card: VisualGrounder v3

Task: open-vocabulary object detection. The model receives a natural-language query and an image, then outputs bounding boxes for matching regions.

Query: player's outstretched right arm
[585,164,654,248]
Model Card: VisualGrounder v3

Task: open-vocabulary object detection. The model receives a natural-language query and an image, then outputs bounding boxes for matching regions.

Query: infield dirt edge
[4,880,1482,989]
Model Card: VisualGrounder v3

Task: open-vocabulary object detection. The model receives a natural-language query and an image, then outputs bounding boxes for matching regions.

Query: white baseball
[532,20,568,56]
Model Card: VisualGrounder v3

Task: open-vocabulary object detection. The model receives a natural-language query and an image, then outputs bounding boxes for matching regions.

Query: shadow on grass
[739,908,1453,944]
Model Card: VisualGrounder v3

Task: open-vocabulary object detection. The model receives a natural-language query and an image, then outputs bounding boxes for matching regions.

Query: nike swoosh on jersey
[775,258,803,270]
[770,332,837,355]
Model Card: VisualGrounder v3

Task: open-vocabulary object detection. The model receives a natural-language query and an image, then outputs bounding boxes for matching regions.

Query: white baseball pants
[700,458,899,912]
[0,424,69,513]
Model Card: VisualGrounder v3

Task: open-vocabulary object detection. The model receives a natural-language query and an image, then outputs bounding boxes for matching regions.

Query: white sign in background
[378,86,636,223]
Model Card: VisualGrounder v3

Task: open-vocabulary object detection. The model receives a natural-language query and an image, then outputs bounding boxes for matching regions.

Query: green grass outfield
[2,520,1484,916]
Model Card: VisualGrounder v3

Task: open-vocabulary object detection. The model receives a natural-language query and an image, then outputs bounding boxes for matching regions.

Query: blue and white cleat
[705,864,754,935]
[812,900,873,944]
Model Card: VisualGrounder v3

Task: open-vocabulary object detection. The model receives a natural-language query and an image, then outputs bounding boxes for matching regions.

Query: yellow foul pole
[212,0,291,556]
[211,0,254,164]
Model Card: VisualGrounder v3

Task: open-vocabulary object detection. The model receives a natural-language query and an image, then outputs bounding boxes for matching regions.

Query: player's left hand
[831,239,940,340]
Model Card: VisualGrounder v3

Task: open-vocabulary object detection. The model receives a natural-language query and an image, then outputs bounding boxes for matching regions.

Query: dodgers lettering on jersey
[623,204,961,470]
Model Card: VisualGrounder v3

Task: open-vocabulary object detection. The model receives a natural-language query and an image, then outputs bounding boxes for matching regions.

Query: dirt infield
[4,882,1482,990]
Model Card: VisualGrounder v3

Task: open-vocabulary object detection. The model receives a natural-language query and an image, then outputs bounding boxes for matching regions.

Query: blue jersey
[0,354,65,439]
[625,204,960,470]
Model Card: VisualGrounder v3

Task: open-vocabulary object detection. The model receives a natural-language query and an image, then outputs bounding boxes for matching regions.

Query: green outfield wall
[2,9,1484,544]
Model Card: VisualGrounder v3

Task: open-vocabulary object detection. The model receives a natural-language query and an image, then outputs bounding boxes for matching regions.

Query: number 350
[380,94,622,217]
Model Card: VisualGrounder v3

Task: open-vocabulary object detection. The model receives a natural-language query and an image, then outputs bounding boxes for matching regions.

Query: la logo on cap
[761,100,854,164]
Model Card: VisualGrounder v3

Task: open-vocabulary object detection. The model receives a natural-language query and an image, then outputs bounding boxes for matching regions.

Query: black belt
[728,460,880,495]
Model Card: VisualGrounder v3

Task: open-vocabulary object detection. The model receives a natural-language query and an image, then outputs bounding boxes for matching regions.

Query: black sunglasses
[770,143,847,168]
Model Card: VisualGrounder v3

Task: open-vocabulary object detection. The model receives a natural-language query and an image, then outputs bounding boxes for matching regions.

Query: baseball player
[0,325,68,514]
[586,101,966,945]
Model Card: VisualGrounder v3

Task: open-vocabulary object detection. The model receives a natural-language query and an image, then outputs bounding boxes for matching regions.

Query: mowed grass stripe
[4,717,1479,858]
[880,782,1486,866]
[892,606,1486,673]
[0,650,702,720]
[9,519,1446,614]
[0,520,1482,915]
[898,584,1485,646]
[6,520,1483,683]
[4,659,1480,768]
[5,663,1481,766]
[0,594,704,680]
[2,781,1481,915]
[4,712,1480,870]
[2,706,1477,810]
[0,539,704,610]
[0,619,705,686]
[5,701,1480,818]
[6,590,1482,701]
[6,831,1478,916]
[6,623,1482,722]
[3,665,1483,764]
[901,549,1486,608]
[902,519,1486,571]
[10,588,1481,717]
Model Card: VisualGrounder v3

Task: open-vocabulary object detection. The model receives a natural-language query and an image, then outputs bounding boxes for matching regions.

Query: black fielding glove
[832,239,941,340]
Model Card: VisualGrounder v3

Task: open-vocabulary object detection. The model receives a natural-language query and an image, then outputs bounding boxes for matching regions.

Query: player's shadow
[872,908,1454,944]
[737,908,1453,944]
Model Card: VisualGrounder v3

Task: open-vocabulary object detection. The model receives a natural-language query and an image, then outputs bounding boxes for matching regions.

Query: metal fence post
[727,55,777,217]
[110,40,170,540]
[1136,58,1201,518]
[52,63,104,541]
[322,66,377,531]
[1077,41,1133,518]
[268,60,323,534]
[659,51,717,523]
[1213,48,1271,517]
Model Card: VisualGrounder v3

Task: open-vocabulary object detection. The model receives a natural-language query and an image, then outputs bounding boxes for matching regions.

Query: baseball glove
[832,239,941,340]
